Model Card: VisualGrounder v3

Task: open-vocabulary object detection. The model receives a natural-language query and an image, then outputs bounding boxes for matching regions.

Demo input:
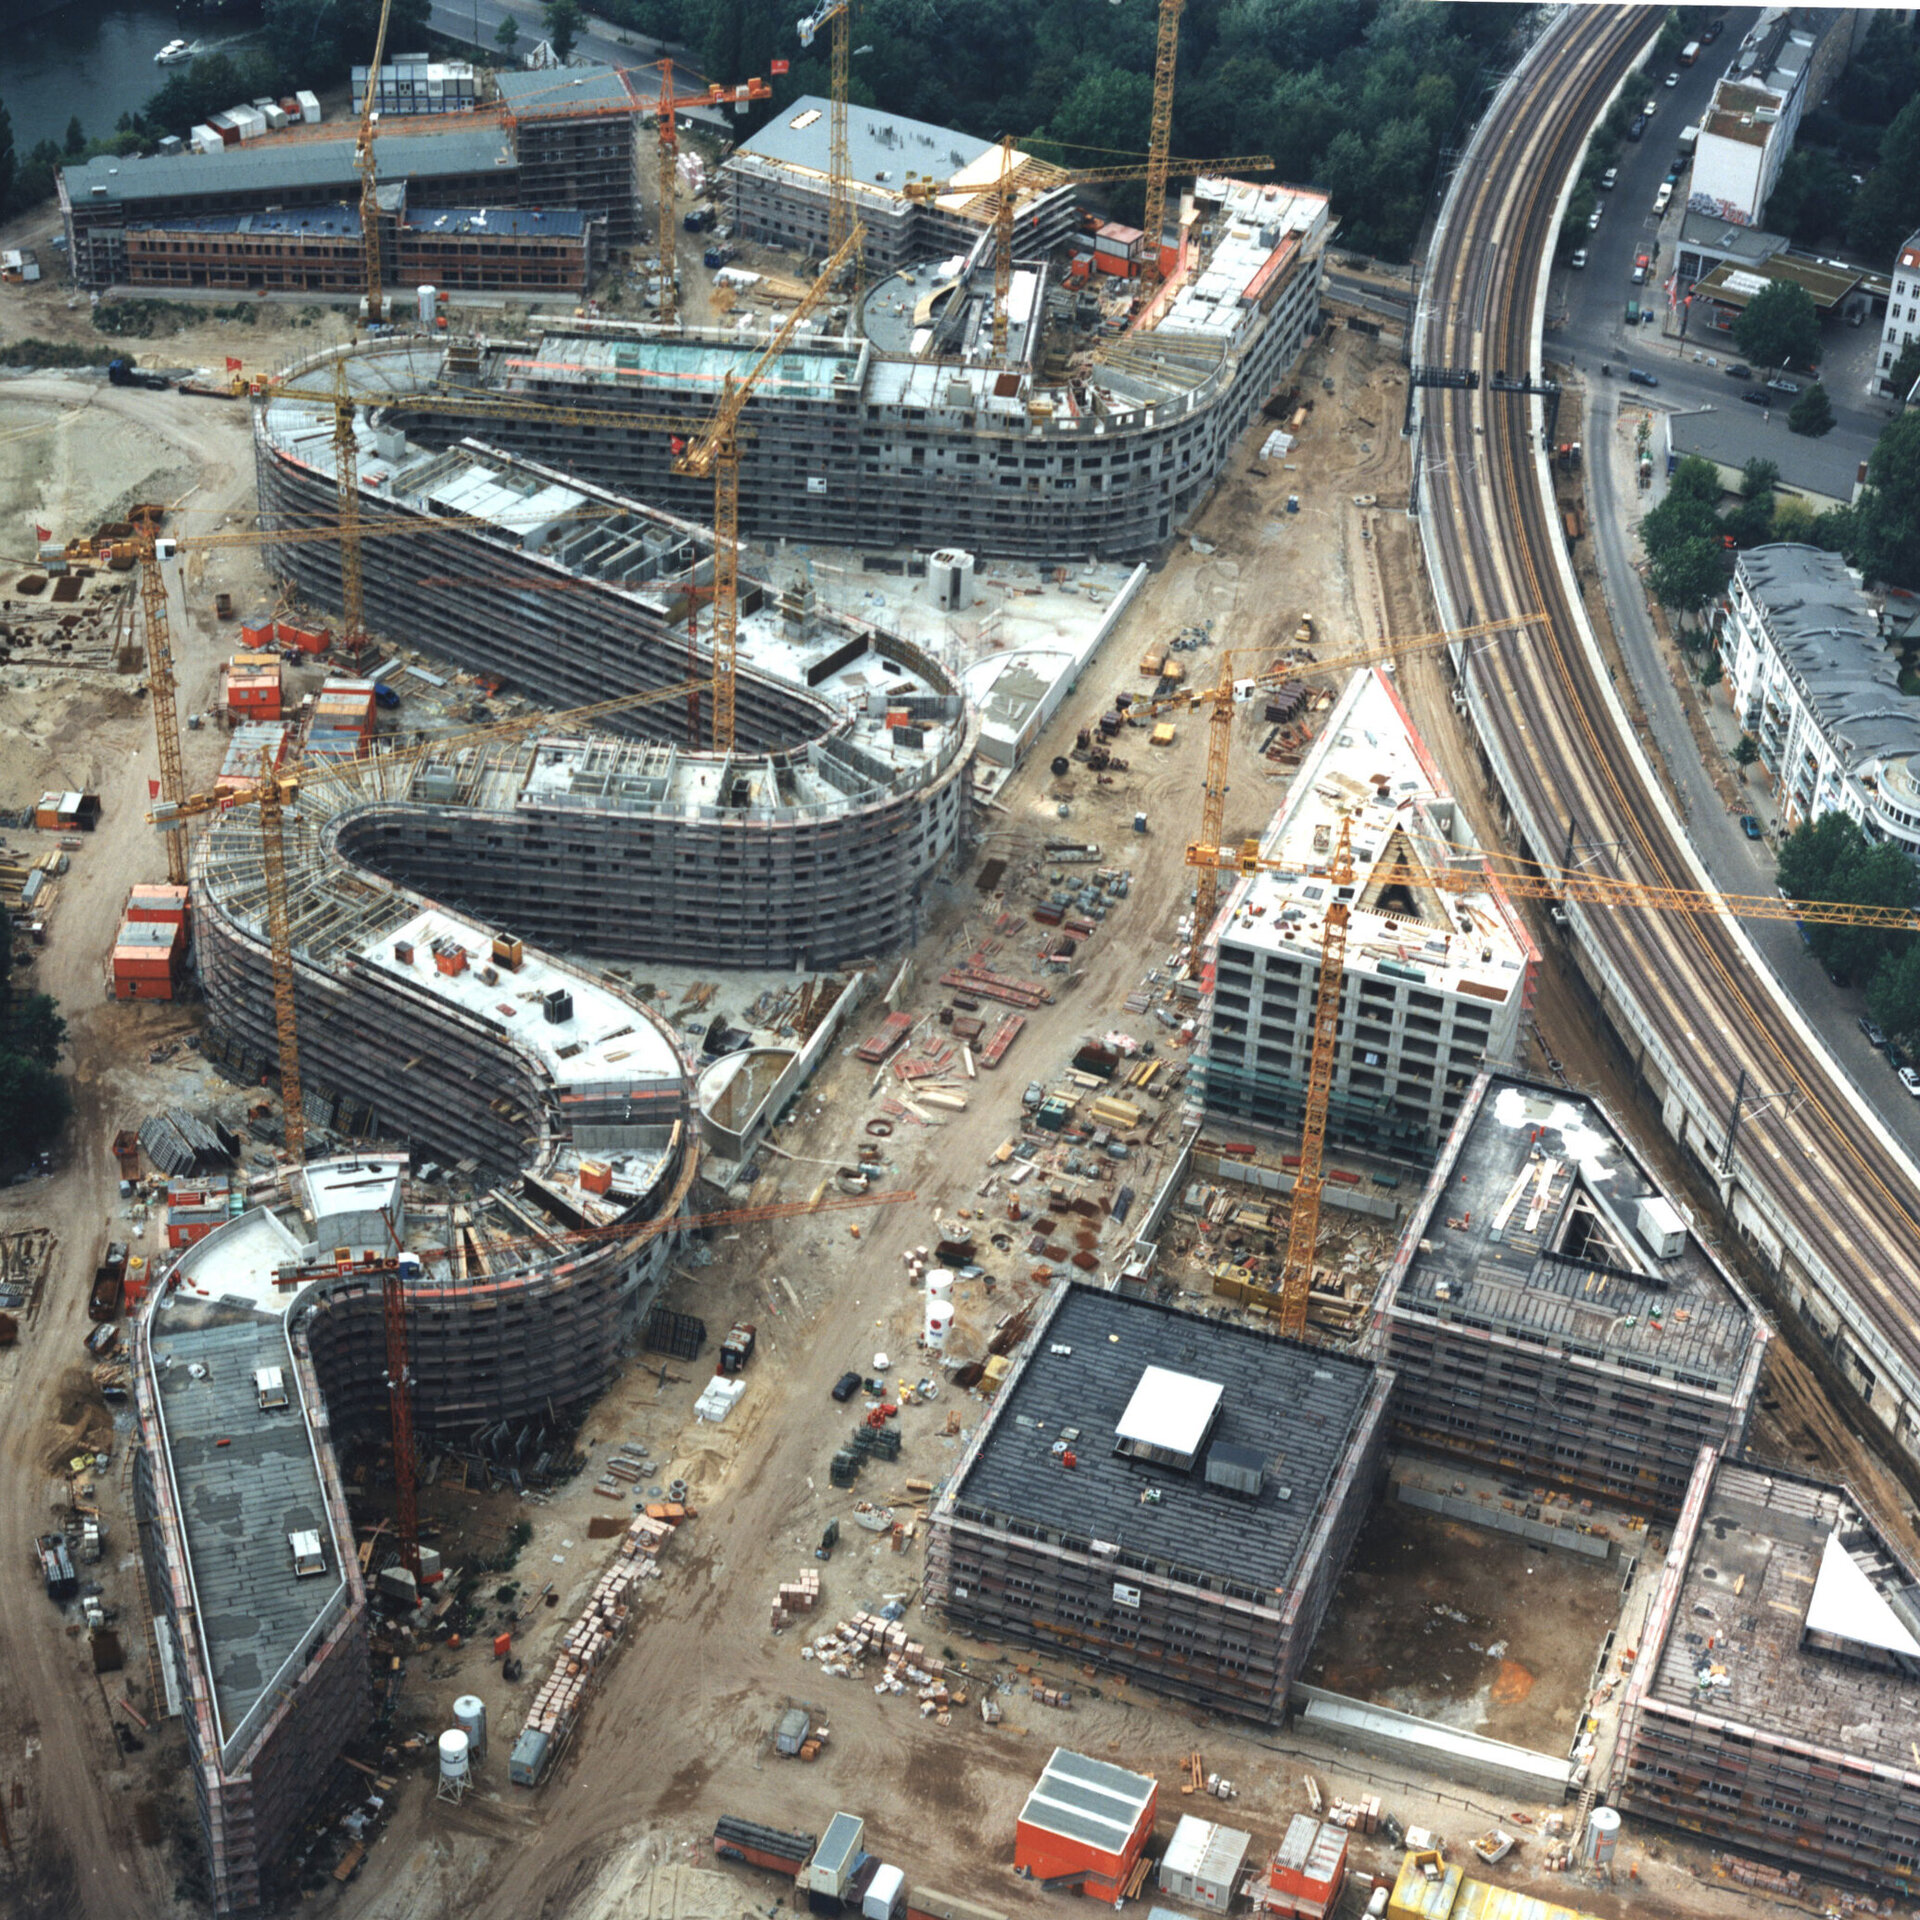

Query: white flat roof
[1807,1531,1920,1658]
[1116,1365,1222,1457]
[1020,1747,1156,1853]
[361,907,683,1090]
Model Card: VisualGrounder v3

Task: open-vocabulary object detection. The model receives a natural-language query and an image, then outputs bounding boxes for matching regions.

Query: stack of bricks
[1324,1797,1379,1833]
[516,1507,679,1749]
[1027,1679,1074,1709]
[770,1568,821,1632]
[1715,1857,1803,1898]
[804,1610,947,1693]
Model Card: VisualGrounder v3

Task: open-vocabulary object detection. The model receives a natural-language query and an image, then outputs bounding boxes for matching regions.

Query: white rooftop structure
[1019,1747,1156,1856]
[1158,180,1330,348]
[1807,1530,1920,1660]
[1115,1366,1223,1465]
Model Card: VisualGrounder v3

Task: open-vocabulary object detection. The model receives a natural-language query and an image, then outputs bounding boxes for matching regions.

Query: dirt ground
[0,298,1903,1920]
[1304,1492,1623,1754]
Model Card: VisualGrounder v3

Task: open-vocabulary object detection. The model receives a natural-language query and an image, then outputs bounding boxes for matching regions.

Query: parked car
[1768,376,1801,395]
[1627,367,1660,387]
[1601,167,1618,190]
[1628,115,1647,140]
[1588,205,1603,230]
[831,1370,862,1402]
[1665,70,1680,87]
[1725,362,1752,379]
[1703,19,1722,40]
[1631,263,1646,283]
[1643,97,1658,117]
[1741,386,1770,405]
[1570,247,1588,269]
[1860,1017,1888,1047]
[1900,1067,1920,1098]
[1739,814,1763,840]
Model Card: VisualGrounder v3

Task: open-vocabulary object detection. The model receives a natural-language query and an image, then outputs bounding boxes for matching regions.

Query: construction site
[8,6,1920,1920]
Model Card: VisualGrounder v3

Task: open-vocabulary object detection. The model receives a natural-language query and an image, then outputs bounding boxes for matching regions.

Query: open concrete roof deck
[1650,1461,1920,1775]
[1396,1075,1761,1387]
[1218,668,1530,1005]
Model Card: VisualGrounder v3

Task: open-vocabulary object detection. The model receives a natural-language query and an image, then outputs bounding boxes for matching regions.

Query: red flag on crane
[148,780,160,800]
[770,58,789,73]
[34,524,50,542]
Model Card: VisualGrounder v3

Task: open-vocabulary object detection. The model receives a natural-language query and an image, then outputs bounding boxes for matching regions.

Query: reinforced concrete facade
[928,1283,1391,1723]
[409,175,1328,560]
[253,347,975,969]
[1199,668,1536,1161]
[1614,1449,1920,1894]
[1723,545,1920,857]
[1374,1072,1769,1515]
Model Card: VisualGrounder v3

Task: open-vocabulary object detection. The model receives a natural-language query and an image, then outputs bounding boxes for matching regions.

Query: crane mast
[136,520,189,888]
[355,0,397,323]
[1140,0,1185,291]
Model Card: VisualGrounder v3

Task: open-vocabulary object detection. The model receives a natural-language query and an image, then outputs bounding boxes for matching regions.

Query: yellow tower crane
[902,142,1274,362]
[798,2,857,287]
[153,674,710,1162]
[354,0,398,324]
[670,221,863,752]
[1140,0,1185,292]
[1183,798,1920,1340]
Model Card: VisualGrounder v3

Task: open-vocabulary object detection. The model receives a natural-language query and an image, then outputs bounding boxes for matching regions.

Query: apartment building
[1722,545,1920,856]
[1876,228,1920,394]
[1199,668,1536,1161]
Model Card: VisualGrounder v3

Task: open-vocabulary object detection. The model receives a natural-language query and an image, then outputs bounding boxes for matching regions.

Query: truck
[718,1322,757,1375]
[682,205,716,233]
[1678,123,1700,156]
[36,1533,77,1601]
[107,358,172,392]
[1679,39,1700,64]
[89,1240,128,1322]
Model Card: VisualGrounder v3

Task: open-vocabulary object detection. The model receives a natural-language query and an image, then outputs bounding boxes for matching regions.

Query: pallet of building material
[938,966,1049,1009]
[713,1816,818,1879]
[856,1012,915,1063]
[643,1306,706,1361]
[977,1013,1025,1067]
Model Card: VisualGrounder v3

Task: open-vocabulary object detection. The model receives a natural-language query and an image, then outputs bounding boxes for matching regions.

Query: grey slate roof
[1666,406,1866,508]
[1738,544,1920,772]
[62,124,514,207]
[734,94,992,194]
[495,65,636,117]
[152,1305,339,1747]
[950,1284,1378,1600]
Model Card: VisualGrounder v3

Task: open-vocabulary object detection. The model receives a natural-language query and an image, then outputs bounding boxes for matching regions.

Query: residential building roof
[493,65,638,118]
[1665,406,1866,509]
[1677,211,1787,268]
[732,94,992,196]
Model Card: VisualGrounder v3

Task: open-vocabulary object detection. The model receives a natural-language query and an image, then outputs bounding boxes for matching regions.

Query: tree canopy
[1733,282,1820,373]
[1849,94,1920,261]
[0,905,69,1167]
[596,0,1524,260]
[1776,813,1920,987]
[1869,944,1920,1054]
[1788,383,1834,438]
[1845,411,1920,590]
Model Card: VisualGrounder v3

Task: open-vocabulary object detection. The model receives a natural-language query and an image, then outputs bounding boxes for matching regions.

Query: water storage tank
[924,1298,953,1350]
[417,283,438,323]
[924,1268,953,1301]
[438,1728,471,1784]
[1584,1806,1620,1865]
[453,1693,487,1758]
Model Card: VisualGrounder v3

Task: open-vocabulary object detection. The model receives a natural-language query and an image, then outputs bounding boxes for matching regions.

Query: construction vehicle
[107,358,172,392]
[902,138,1274,362]
[671,221,863,752]
[719,1322,758,1375]
[354,0,397,323]
[647,62,771,325]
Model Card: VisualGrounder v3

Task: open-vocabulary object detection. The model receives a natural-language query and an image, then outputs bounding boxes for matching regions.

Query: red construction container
[276,620,331,655]
[111,917,182,1000]
[1014,1749,1156,1903]
[125,882,190,929]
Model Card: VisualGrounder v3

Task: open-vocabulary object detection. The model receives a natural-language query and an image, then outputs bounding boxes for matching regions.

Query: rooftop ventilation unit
[1114,1366,1223,1472]
[255,1366,288,1411]
[289,1530,326,1577]
[542,987,574,1025]
[1205,1440,1266,1497]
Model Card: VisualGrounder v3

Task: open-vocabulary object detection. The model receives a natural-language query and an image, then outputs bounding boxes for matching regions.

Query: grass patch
[0,338,102,369]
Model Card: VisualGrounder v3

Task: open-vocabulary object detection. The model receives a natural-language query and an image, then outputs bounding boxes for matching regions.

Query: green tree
[1838,14,1920,128]
[1733,281,1821,373]
[545,0,584,62]
[1850,96,1920,259]
[259,0,432,89]
[1772,496,1819,542]
[1762,148,1856,246]
[1847,411,1920,589]
[0,1053,69,1164]
[1649,535,1726,615]
[1869,944,1920,1053]
[1777,812,1920,984]
[62,114,84,157]
[0,98,14,216]
[1733,733,1759,767]
[1789,383,1835,437]
[1639,454,1722,575]
[1741,457,1780,499]
[2,993,65,1071]
[495,13,521,56]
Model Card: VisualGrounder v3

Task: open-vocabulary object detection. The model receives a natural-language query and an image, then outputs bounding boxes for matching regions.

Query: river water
[2,2,264,161]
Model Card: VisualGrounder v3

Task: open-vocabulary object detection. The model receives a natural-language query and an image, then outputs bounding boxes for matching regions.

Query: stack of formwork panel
[770,1568,820,1630]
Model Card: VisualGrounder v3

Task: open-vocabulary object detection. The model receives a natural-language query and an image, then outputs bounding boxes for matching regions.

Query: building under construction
[60,66,642,290]
[1613,1448,1920,1895]
[250,350,974,972]
[1373,1072,1768,1515]
[1199,668,1536,1161]
[134,1087,697,1912]
[395,175,1329,560]
[928,1282,1391,1722]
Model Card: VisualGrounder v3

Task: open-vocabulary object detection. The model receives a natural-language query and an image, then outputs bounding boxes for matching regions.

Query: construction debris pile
[801,1610,963,1720]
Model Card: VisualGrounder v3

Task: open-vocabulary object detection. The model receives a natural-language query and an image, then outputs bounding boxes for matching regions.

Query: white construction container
[190,125,223,154]
[295,90,321,124]
[863,1865,906,1920]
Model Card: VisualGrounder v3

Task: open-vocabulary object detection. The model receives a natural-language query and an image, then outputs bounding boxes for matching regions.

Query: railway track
[1415,13,1920,1425]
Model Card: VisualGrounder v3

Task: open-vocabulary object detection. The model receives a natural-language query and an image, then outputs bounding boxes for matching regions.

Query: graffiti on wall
[1688,192,1752,226]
